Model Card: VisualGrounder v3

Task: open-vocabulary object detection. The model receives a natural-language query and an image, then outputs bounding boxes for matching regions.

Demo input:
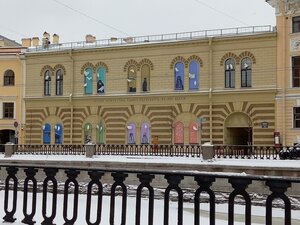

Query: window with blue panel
[127,123,136,144]
[189,60,199,90]
[43,123,51,144]
[141,122,150,144]
[174,62,184,90]
[84,68,93,94]
[97,67,106,94]
[54,124,63,144]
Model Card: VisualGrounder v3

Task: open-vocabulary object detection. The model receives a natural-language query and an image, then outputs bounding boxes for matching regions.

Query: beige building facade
[23,28,277,146]
[267,0,300,146]
[0,36,25,145]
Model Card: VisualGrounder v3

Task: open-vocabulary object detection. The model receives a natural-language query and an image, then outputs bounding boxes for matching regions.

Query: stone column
[5,143,15,158]
[201,143,214,160]
[85,143,95,158]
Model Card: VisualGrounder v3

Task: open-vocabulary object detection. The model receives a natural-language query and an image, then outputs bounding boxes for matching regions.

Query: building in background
[0,35,25,146]
[23,28,277,145]
[267,0,300,146]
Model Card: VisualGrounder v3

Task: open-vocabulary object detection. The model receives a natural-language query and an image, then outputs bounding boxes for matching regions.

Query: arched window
[43,123,51,144]
[44,70,51,96]
[56,69,63,95]
[97,67,106,94]
[84,123,92,143]
[127,123,136,144]
[189,122,198,144]
[96,123,105,144]
[4,70,15,86]
[141,64,150,92]
[54,123,63,144]
[141,122,150,144]
[225,58,235,88]
[127,66,137,93]
[84,68,93,94]
[189,60,199,90]
[174,122,184,144]
[174,62,184,90]
[241,58,252,87]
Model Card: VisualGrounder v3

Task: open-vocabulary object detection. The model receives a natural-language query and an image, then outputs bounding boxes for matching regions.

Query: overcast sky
[1,0,275,44]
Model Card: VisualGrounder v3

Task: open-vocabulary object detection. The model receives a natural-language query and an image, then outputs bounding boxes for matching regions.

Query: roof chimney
[52,33,59,44]
[32,37,40,46]
[85,34,96,43]
[43,31,50,39]
[21,38,32,47]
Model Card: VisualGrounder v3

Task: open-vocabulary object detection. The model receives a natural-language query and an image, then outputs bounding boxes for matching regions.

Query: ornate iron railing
[214,145,280,160]
[26,25,274,53]
[14,144,284,160]
[0,164,299,225]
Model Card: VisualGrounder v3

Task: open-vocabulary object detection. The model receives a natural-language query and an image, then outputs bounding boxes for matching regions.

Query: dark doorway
[0,129,15,152]
[226,127,252,145]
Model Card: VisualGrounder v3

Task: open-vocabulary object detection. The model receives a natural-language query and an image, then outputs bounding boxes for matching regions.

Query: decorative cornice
[40,65,54,76]
[220,52,239,66]
[81,62,95,75]
[53,64,66,76]
[95,61,109,73]
[186,55,203,67]
[139,58,154,70]
[170,56,188,69]
[123,59,139,72]
[239,51,256,64]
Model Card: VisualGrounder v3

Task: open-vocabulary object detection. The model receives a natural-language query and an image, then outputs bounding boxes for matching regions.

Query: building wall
[267,0,300,145]
[0,48,25,144]
[24,33,277,145]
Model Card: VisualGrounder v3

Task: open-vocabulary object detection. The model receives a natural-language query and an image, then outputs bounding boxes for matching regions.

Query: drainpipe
[69,50,74,143]
[209,37,213,143]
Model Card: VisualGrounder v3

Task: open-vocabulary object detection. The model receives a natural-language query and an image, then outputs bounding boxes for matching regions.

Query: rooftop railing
[26,25,274,53]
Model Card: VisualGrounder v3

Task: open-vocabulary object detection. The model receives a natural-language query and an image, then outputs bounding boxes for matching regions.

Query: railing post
[63,169,80,225]
[42,168,58,225]
[5,142,15,157]
[22,167,38,225]
[86,171,104,225]
[194,176,216,225]
[266,180,291,225]
[85,143,95,158]
[136,173,155,225]
[3,167,18,222]
[110,172,128,225]
[228,178,252,225]
[202,143,214,160]
[164,174,184,225]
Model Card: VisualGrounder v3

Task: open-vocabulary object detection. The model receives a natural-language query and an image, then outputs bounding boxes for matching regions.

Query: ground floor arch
[224,113,252,145]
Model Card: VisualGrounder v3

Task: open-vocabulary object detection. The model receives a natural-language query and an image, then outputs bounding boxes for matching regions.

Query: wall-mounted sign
[291,38,300,51]
[261,121,269,128]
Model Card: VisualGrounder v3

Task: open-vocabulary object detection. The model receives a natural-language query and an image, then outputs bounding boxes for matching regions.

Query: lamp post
[13,121,19,144]
[197,117,206,145]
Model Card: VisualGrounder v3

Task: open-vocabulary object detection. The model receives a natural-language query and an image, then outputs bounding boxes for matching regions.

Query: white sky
[0,0,275,44]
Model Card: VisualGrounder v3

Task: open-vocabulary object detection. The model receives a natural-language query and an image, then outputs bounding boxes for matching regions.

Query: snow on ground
[0,192,299,225]
[0,154,299,224]
[1,154,300,170]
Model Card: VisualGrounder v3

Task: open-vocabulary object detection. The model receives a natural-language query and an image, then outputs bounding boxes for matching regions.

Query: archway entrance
[225,113,252,145]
